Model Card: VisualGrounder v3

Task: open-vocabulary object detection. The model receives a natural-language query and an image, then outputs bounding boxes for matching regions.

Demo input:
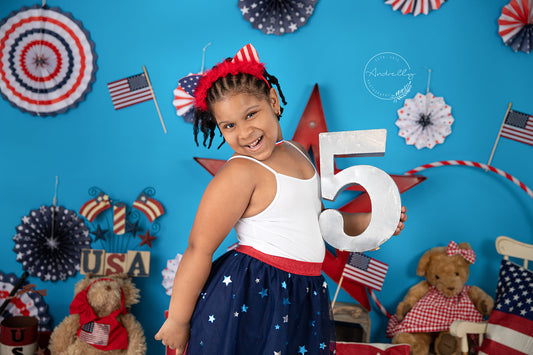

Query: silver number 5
[319,130,401,252]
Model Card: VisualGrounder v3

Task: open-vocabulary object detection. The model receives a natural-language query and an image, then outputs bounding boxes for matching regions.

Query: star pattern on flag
[138,230,157,248]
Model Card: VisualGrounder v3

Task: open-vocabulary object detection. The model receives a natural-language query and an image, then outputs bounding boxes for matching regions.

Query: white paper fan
[161,253,182,296]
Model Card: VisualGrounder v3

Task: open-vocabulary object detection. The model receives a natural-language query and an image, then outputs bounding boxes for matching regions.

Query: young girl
[155,44,407,354]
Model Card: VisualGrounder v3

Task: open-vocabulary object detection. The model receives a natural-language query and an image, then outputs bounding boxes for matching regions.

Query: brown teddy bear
[386,241,494,355]
[49,273,147,355]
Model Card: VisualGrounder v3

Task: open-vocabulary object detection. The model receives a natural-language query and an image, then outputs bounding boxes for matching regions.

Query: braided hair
[193,59,287,149]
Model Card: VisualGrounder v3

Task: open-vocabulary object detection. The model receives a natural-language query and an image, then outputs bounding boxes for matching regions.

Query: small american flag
[79,321,110,346]
[501,109,533,146]
[342,252,388,291]
[107,73,153,110]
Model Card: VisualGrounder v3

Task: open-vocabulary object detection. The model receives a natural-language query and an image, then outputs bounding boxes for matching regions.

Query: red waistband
[236,245,323,276]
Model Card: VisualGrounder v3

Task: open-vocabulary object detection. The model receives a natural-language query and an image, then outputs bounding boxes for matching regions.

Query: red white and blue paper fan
[498,0,533,54]
[238,0,318,35]
[0,5,97,116]
[385,0,447,16]
[13,205,91,282]
[161,253,183,296]
[172,73,201,123]
[395,92,454,149]
[0,271,52,331]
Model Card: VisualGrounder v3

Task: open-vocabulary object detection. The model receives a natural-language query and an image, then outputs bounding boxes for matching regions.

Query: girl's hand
[393,206,407,236]
[155,318,190,355]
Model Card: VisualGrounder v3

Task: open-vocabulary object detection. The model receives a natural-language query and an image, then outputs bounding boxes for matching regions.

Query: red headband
[193,43,269,112]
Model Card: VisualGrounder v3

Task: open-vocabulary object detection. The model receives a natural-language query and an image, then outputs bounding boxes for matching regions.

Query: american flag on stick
[107,66,167,133]
[331,252,388,308]
[107,73,152,110]
[501,109,533,146]
[342,252,388,292]
[487,103,532,166]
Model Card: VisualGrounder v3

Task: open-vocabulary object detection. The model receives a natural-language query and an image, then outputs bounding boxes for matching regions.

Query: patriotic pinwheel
[13,205,91,282]
[385,0,447,16]
[161,253,183,296]
[0,5,97,116]
[238,0,318,35]
[0,271,52,331]
[173,73,202,123]
[498,0,533,53]
[395,92,454,149]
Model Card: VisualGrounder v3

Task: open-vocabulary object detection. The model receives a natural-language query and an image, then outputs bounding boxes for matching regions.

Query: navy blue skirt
[185,248,336,354]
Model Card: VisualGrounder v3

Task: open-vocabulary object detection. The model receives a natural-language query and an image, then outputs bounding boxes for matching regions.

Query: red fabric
[69,279,128,351]
[194,44,268,111]
[446,241,476,264]
[236,245,322,276]
[386,285,485,337]
[335,342,410,355]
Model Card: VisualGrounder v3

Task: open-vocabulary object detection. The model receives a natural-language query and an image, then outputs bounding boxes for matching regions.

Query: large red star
[194,84,425,310]
[138,230,157,248]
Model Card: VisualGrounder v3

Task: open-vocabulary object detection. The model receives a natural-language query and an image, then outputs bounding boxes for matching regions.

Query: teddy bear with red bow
[387,241,494,355]
[49,273,146,355]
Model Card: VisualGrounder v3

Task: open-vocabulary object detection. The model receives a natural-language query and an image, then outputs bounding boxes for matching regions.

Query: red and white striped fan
[385,0,447,16]
[498,0,533,53]
[0,5,97,116]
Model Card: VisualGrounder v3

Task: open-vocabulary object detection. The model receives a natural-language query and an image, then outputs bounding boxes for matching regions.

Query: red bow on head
[446,241,476,264]
[193,43,268,112]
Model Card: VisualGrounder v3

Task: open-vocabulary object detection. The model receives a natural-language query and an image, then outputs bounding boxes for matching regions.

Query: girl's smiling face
[212,88,282,160]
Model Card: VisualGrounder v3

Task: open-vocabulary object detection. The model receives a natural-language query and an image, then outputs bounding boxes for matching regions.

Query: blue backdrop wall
[1,0,532,353]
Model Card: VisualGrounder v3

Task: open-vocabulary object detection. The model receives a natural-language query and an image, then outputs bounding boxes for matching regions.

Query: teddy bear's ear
[416,247,446,276]
[73,274,94,294]
[416,249,433,276]
[117,276,141,307]
[458,242,472,250]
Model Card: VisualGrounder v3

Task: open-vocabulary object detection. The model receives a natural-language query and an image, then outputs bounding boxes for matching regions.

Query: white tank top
[231,141,325,263]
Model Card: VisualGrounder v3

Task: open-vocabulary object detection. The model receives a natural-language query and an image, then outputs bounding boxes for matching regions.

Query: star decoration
[91,225,108,242]
[275,324,280,330]
[223,275,232,286]
[320,342,326,349]
[282,297,291,306]
[298,345,308,354]
[193,84,426,311]
[138,230,157,248]
[259,288,268,298]
[126,220,143,235]
[241,304,248,312]
[208,315,215,323]
[281,281,287,289]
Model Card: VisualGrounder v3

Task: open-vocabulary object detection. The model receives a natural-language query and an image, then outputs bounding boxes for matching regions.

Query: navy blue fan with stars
[238,0,318,36]
[13,205,91,282]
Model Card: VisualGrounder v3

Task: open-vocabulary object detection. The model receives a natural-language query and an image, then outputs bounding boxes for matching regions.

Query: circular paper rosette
[0,5,97,116]
[13,205,91,282]
[395,92,454,149]
[0,271,52,331]
[173,73,201,123]
[385,0,447,16]
[238,0,318,35]
[498,0,533,54]
[161,253,182,296]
